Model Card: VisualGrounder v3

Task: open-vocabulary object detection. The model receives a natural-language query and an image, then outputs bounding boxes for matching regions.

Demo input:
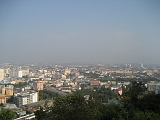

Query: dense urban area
[0,63,160,120]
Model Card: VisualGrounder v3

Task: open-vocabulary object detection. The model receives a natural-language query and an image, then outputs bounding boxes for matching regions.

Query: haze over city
[0,0,160,64]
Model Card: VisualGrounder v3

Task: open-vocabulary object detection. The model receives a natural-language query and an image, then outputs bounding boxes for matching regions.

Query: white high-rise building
[18,71,22,78]
[16,90,38,107]
[10,70,23,78]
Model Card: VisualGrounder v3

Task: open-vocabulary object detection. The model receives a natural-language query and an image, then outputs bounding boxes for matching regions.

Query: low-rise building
[22,100,53,113]
[110,85,121,90]
[90,79,100,86]
[114,88,122,95]
[0,95,6,104]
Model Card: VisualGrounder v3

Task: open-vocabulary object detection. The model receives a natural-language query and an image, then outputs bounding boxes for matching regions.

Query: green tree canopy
[0,108,16,120]
[35,93,104,120]
[34,81,160,120]
[120,81,146,109]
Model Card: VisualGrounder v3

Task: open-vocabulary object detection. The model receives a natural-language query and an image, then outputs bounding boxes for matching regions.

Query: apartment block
[16,91,38,107]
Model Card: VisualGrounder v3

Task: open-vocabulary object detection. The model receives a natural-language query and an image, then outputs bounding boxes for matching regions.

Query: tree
[34,107,47,120]
[35,93,104,120]
[13,82,28,88]
[39,90,59,100]
[101,103,122,120]
[130,110,160,120]
[120,81,146,109]
[136,93,160,114]
[34,92,160,120]
[0,108,16,120]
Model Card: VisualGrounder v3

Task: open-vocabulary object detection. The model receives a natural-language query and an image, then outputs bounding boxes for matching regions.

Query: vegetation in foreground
[1,81,160,120]
[0,108,16,120]
[35,81,160,120]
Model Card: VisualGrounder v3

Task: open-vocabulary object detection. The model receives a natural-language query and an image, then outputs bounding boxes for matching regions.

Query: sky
[0,0,160,64]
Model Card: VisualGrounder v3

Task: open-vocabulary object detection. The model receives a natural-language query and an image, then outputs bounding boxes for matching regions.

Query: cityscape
[1,0,160,120]
[0,63,160,119]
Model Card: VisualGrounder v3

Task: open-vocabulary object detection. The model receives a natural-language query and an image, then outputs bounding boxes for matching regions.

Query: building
[4,68,10,77]
[33,81,44,90]
[21,100,53,114]
[114,88,122,95]
[90,79,100,86]
[155,84,160,94]
[61,75,66,80]
[1,87,5,95]
[5,88,14,96]
[10,70,23,78]
[18,71,22,78]
[14,79,23,84]
[60,86,72,93]
[52,73,62,79]
[0,95,6,104]
[1,87,14,96]
[54,82,63,88]
[16,90,38,107]
[21,69,29,77]
[147,82,160,94]
[22,100,46,113]
[0,69,4,80]
[65,67,70,75]
[111,85,121,90]
[16,95,28,107]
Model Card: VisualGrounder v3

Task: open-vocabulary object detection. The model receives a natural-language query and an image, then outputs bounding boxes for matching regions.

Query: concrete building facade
[33,81,44,90]
[16,91,38,107]
[147,82,160,94]
[0,69,4,80]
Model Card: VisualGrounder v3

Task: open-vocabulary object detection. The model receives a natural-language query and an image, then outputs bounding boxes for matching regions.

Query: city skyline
[0,0,160,64]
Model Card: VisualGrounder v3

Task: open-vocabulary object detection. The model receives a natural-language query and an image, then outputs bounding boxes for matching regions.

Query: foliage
[22,75,29,78]
[50,94,102,120]
[130,110,160,120]
[136,93,160,114]
[101,103,122,120]
[0,108,16,120]
[120,81,146,109]
[74,87,118,103]
[34,107,47,120]
[35,81,160,120]
[13,82,28,88]
[39,90,59,100]
[35,94,104,120]
[101,106,160,120]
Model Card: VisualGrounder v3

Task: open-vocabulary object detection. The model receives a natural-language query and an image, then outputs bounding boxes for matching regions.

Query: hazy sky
[0,0,160,64]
